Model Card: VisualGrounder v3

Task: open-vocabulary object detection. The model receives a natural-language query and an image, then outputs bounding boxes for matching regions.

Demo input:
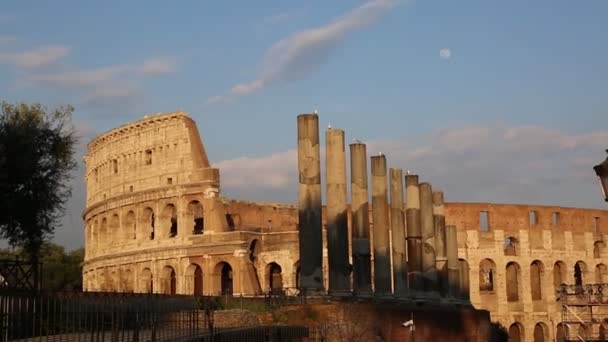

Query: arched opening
[91,219,98,252]
[122,269,134,293]
[194,265,203,295]
[100,218,108,248]
[140,268,153,293]
[575,261,587,288]
[556,323,566,342]
[141,207,155,240]
[458,259,470,299]
[110,214,119,244]
[594,241,605,258]
[162,204,178,238]
[124,211,136,240]
[504,237,518,256]
[596,264,608,283]
[162,266,177,295]
[188,201,204,234]
[530,260,544,301]
[479,258,496,292]
[267,262,283,293]
[216,262,233,295]
[508,322,523,342]
[506,262,521,302]
[553,261,567,292]
[533,322,547,342]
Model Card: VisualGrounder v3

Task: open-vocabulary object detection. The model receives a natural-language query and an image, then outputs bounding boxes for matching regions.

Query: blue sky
[1,0,607,249]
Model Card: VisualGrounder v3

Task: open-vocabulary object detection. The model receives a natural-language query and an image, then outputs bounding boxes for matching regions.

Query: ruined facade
[83,111,608,342]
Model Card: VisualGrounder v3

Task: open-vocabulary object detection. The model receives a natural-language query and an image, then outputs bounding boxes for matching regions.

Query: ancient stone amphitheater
[82,111,608,342]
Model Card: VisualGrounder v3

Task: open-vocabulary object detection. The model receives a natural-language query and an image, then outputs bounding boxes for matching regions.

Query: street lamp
[593,150,608,202]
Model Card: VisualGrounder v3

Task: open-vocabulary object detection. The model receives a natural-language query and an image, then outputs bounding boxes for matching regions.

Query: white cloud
[439,48,451,60]
[0,46,69,69]
[207,0,401,103]
[214,125,608,209]
[140,57,177,75]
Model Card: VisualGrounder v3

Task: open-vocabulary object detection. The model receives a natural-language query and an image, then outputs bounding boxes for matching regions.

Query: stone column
[420,182,438,293]
[371,154,391,296]
[202,187,228,233]
[349,143,372,296]
[390,168,407,296]
[406,174,423,291]
[297,114,324,292]
[325,128,350,295]
[433,191,448,297]
[446,224,460,299]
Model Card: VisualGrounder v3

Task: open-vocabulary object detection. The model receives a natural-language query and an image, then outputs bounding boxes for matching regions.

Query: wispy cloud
[214,125,608,208]
[0,46,69,69]
[207,0,401,103]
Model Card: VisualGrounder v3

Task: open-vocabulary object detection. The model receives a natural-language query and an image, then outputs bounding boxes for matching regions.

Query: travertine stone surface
[389,168,407,296]
[405,174,424,292]
[371,155,391,295]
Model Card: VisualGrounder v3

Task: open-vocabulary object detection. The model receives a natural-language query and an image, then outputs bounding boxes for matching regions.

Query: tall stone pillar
[349,143,372,296]
[420,182,438,293]
[202,187,229,233]
[297,114,324,292]
[446,224,460,299]
[433,191,448,297]
[325,128,350,295]
[371,155,391,296]
[406,175,423,291]
[390,168,407,296]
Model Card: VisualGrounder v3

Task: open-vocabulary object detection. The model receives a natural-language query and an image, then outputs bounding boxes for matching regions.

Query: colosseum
[82,111,608,342]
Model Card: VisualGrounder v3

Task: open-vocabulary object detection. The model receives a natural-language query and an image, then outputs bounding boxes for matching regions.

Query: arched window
[555,323,566,342]
[508,322,523,342]
[504,237,518,256]
[162,266,176,295]
[594,241,605,258]
[215,262,233,295]
[267,262,283,292]
[124,211,136,240]
[188,201,204,234]
[553,261,567,292]
[162,204,178,238]
[533,322,547,342]
[140,268,153,293]
[110,214,120,244]
[506,262,521,302]
[479,259,496,292]
[122,269,134,293]
[596,264,608,283]
[530,260,544,301]
[141,207,155,240]
[575,261,587,288]
[100,218,108,248]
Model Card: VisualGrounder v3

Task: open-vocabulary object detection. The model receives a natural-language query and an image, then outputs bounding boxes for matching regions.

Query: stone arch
[479,258,496,292]
[266,262,283,292]
[110,214,119,244]
[596,263,608,283]
[141,207,155,240]
[458,258,470,299]
[124,211,136,240]
[214,262,233,295]
[161,265,177,295]
[530,260,544,301]
[140,268,153,293]
[555,323,567,342]
[185,263,203,296]
[574,261,587,288]
[553,261,567,291]
[506,262,521,302]
[508,322,523,342]
[187,201,204,234]
[533,322,548,342]
[504,236,518,256]
[99,218,108,249]
[161,204,178,238]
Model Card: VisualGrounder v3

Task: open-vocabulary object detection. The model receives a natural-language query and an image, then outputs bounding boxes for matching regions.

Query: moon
[440,48,451,60]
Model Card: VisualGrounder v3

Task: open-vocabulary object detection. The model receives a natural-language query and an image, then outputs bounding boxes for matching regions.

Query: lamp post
[593,150,608,202]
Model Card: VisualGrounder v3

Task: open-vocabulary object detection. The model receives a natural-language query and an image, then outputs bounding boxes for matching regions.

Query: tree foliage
[0,101,77,261]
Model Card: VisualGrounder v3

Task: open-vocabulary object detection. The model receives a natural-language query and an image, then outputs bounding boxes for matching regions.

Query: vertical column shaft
[390,168,407,296]
[297,114,324,292]
[420,182,438,292]
[371,155,391,295]
[325,128,350,294]
[433,191,448,297]
[446,224,460,299]
[406,175,423,291]
[350,143,372,295]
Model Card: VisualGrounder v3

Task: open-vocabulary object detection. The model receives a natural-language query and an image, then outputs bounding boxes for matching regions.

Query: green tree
[0,101,77,288]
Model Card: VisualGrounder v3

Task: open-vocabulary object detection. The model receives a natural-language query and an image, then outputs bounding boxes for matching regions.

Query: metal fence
[0,291,310,342]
